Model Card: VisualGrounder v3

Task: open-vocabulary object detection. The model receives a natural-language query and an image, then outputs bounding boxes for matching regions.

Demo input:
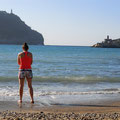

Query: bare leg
[26,78,34,103]
[18,78,25,103]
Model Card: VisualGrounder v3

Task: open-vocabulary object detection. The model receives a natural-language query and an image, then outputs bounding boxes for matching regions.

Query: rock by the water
[0,11,44,45]
[92,35,120,48]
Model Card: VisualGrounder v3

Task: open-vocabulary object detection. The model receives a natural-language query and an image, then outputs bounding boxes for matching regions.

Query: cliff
[92,36,120,48]
[0,11,44,45]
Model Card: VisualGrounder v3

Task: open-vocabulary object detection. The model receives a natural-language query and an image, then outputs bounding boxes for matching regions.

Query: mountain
[0,11,44,45]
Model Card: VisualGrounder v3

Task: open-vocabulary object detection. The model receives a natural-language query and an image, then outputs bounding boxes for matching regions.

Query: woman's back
[19,51,32,69]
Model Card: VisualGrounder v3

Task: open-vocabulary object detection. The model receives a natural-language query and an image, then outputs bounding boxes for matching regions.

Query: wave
[31,76,120,83]
[36,89,120,96]
[0,76,120,83]
[0,89,120,97]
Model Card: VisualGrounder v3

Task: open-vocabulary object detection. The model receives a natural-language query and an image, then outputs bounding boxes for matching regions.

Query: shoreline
[0,100,120,119]
[0,99,120,112]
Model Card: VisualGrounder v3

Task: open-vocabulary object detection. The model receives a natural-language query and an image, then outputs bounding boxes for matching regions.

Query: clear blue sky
[0,0,120,46]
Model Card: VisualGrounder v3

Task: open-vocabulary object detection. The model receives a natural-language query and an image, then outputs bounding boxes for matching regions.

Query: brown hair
[22,42,29,51]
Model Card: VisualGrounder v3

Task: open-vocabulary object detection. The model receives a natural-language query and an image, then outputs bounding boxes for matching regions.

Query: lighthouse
[11,9,13,14]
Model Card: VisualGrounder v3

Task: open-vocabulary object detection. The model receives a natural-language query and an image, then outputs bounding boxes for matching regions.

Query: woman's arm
[17,54,20,65]
[31,53,33,65]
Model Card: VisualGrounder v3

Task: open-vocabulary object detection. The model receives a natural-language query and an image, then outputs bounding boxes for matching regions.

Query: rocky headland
[92,35,120,48]
[0,10,44,45]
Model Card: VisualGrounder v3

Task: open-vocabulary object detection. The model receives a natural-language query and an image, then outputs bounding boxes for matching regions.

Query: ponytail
[22,42,29,51]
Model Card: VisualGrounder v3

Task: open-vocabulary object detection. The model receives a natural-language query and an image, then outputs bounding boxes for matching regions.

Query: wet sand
[0,100,120,119]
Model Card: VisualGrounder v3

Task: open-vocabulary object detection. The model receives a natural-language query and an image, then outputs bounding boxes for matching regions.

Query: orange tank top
[19,51,32,69]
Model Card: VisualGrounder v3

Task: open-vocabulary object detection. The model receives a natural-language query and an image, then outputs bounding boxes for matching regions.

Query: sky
[0,0,120,46]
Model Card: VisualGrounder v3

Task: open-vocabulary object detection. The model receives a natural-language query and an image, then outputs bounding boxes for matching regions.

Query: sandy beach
[0,100,120,119]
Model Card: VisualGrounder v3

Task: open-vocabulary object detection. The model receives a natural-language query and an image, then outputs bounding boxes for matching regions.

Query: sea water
[0,45,120,105]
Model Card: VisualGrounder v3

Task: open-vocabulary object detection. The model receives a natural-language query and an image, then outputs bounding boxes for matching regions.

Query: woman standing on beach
[17,43,34,103]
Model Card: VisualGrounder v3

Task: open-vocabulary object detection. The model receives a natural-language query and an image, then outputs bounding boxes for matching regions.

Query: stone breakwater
[0,111,120,120]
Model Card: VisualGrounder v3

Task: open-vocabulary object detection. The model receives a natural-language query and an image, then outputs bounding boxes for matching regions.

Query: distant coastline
[92,35,120,48]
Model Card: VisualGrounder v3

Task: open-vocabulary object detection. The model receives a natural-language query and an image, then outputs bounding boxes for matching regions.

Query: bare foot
[31,100,34,104]
[18,100,22,103]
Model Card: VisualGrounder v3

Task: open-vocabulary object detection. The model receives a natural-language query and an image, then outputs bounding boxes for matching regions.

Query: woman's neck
[23,50,28,52]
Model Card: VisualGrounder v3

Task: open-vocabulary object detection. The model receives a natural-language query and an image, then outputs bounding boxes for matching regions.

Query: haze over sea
[0,45,120,105]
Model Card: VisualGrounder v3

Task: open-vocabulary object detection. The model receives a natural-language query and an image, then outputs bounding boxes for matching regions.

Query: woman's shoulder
[27,51,32,54]
[18,52,24,56]
[27,52,33,57]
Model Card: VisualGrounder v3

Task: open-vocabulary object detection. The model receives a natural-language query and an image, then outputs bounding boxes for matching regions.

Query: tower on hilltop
[11,9,13,14]
[107,35,109,40]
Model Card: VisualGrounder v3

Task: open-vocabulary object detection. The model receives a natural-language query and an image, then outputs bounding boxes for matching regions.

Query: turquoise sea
[0,45,120,105]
